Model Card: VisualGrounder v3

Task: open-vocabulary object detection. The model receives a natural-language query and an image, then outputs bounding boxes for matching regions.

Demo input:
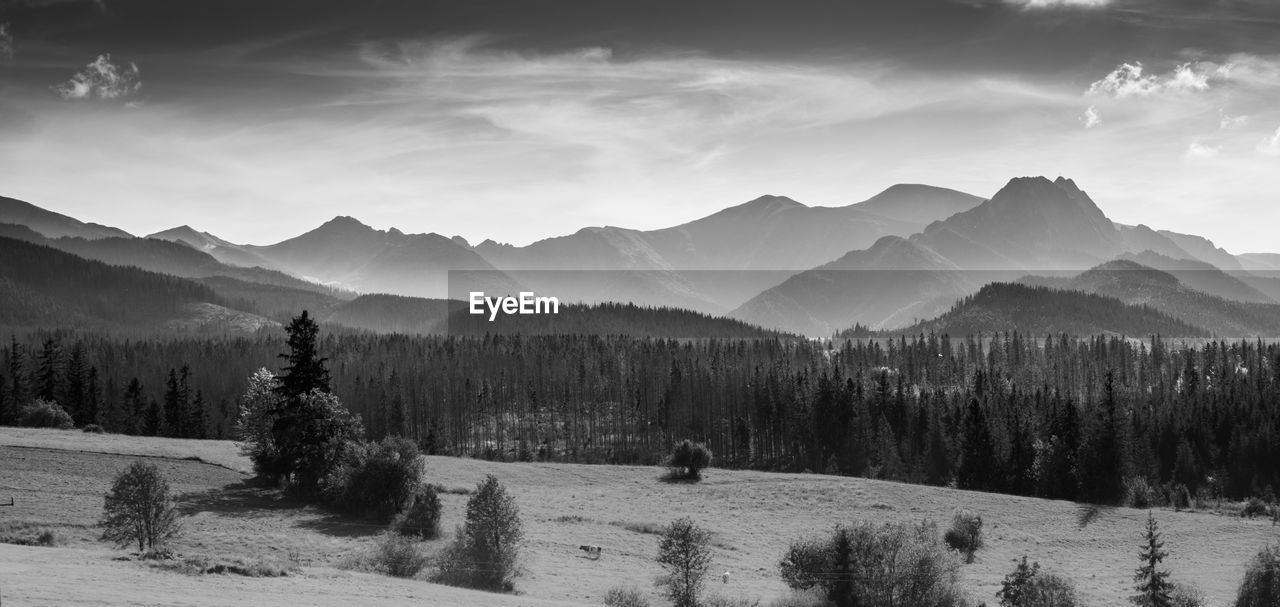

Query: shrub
[1169,583,1205,607]
[20,399,74,429]
[604,585,652,607]
[323,436,423,522]
[780,520,962,607]
[374,533,428,578]
[1242,497,1268,519]
[99,461,180,553]
[433,475,523,591]
[997,556,1079,607]
[1234,545,1280,607]
[82,423,105,434]
[944,510,984,563]
[1123,477,1161,509]
[658,517,714,607]
[394,485,442,539]
[666,440,713,481]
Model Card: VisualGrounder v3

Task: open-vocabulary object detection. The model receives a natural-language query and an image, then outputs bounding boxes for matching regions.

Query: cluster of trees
[5,325,1280,503]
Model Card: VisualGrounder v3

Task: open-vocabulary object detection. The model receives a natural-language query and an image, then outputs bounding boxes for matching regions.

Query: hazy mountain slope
[474,186,983,312]
[1115,223,1196,260]
[1117,251,1274,304]
[321,294,452,335]
[730,236,981,336]
[911,176,1123,270]
[1238,252,1280,272]
[1157,229,1244,271]
[197,276,346,320]
[851,183,985,226]
[148,225,277,269]
[0,195,132,240]
[866,282,1208,337]
[1,226,340,297]
[248,216,519,298]
[1023,260,1280,337]
[0,235,233,330]
[732,176,1120,333]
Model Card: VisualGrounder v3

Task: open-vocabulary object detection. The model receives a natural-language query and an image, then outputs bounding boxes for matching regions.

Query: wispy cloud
[1259,126,1280,157]
[0,22,13,61]
[1185,140,1221,159]
[52,54,141,100]
[1087,61,1226,99]
[1006,0,1112,8]
[1082,105,1101,128]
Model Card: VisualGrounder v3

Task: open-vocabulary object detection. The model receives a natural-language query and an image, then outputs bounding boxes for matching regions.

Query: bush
[82,423,105,434]
[99,461,180,553]
[20,399,74,429]
[433,475,523,591]
[1169,583,1205,607]
[374,533,428,578]
[1242,497,1268,519]
[323,436,423,522]
[1123,477,1161,509]
[658,517,714,607]
[666,440,713,481]
[943,510,984,563]
[394,485,442,539]
[604,585,652,607]
[1234,545,1280,607]
[997,556,1079,607]
[780,520,963,607]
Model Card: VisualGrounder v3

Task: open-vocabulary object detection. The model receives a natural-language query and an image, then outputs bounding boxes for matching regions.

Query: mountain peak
[738,195,806,211]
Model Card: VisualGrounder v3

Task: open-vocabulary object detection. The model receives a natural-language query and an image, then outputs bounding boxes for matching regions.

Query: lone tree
[99,461,180,553]
[657,517,713,607]
[1234,545,1280,607]
[666,440,713,481]
[1131,512,1173,607]
[263,311,363,495]
[436,475,523,591]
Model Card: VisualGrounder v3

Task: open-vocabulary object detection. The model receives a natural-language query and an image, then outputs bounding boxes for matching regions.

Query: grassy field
[1,427,1277,606]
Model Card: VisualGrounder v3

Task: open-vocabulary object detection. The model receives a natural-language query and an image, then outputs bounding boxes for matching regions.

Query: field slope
[0,428,1274,607]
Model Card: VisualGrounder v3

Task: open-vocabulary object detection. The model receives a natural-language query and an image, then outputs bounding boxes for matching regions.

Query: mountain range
[3,174,1278,337]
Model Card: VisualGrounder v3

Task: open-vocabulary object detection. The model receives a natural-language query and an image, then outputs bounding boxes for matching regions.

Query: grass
[0,521,71,547]
[150,554,299,578]
[3,427,1279,607]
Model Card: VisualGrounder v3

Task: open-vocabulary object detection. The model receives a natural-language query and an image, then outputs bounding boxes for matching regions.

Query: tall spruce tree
[959,397,997,491]
[35,338,60,403]
[1131,512,1173,607]
[275,311,330,399]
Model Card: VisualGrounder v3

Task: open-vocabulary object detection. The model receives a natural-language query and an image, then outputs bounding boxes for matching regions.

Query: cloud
[1087,61,1227,99]
[1006,0,1112,7]
[1219,110,1247,130]
[0,22,13,61]
[1082,105,1101,128]
[1259,127,1280,157]
[52,54,141,100]
[1186,140,1221,159]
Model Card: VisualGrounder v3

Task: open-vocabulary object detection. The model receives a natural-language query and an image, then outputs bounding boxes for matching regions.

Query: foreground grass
[1,427,1276,606]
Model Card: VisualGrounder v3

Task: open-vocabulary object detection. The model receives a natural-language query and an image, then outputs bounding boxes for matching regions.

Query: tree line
[3,325,1280,502]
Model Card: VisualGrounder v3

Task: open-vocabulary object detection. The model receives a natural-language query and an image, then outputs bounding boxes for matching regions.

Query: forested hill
[0,235,232,330]
[847,282,1210,338]
[444,300,790,338]
[321,295,789,338]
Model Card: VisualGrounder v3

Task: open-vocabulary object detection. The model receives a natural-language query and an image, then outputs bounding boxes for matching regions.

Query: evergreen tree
[6,336,28,415]
[162,369,185,438]
[85,367,101,427]
[959,398,997,491]
[35,338,60,403]
[1131,512,1173,607]
[275,311,330,399]
[122,378,146,435]
[62,343,88,425]
[1082,371,1125,503]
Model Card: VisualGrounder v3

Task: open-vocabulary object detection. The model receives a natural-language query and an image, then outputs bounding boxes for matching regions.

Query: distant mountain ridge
[0,195,133,240]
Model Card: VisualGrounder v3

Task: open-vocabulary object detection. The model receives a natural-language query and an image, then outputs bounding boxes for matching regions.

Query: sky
[1,0,1279,253]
